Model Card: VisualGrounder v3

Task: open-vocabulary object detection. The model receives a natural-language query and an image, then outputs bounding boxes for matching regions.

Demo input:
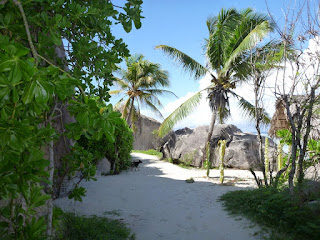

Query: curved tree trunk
[201,111,216,167]
[126,97,135,127]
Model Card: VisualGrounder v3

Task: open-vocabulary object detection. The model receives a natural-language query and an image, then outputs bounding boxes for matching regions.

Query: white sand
[54,153,265,240]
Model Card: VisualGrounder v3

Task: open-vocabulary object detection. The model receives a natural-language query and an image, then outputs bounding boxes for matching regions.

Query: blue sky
[109,0,299,132]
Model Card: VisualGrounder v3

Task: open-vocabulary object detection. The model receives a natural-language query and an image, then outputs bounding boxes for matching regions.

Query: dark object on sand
[131,160,142,171]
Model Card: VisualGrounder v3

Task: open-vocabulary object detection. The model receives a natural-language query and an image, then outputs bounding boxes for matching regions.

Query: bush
[78,116,133,174]
[56,212,135,240]
[219,188,320,240]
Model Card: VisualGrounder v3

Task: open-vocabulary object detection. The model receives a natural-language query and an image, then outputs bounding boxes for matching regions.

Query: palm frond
[121,97,132,120]
[206,8,241,70]
[155,45,208,79]
[139,93,164,110]
[158,90,205,137]
[222,18,272,74]
[109,89,124,96]
[143,98,164,119]
[113,97,125,112]
[144,89,178,98]
[113,77,130,89]
[232,92,271,125]
[206,8,238,35]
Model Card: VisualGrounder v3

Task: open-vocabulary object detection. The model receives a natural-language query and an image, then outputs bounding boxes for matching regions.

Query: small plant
[185,177,195,183]
[219,140,227,184]
[264,137,270,180]
[181,150,197,166]
[277,142,283,171]
[206,142,211,177]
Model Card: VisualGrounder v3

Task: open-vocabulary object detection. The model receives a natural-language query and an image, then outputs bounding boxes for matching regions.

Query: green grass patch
[132,149,162,158]
[219,188,320,240]
[56,212,135,240]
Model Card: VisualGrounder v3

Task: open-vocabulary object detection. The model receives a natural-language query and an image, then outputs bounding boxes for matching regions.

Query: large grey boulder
[133,115,161,150]
[211,131,276,170]
[305,163,320,181]
[96,157,111,175]
[160,124,277,170]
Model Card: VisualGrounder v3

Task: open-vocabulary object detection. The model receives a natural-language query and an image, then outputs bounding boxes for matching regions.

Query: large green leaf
[76,110,89,125]
[22,81,36,104]
[34,80,49,104]
[0,85,10,100]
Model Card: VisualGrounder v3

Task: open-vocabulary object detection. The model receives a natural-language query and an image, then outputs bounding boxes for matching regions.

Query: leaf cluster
[0,0,143,238]
[219,188,320,240]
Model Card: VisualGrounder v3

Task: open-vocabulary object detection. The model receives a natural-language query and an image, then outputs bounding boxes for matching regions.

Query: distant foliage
[77,104,134,174]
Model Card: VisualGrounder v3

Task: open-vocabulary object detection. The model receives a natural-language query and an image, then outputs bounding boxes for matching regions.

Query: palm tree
[156,8,273,166]
[109,54,176,130]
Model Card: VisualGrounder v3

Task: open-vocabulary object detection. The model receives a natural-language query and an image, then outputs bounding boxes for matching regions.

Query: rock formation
[160,124,277,170]
[133,115,162,150]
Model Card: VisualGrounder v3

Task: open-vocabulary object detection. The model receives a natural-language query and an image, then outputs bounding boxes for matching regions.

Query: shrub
[219,188,320,240]
[56,212,135,240]
[77,112,133,174]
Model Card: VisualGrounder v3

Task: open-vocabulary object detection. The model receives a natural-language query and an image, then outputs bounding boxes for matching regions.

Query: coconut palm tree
[156,8,273,165]
[109,54,176,130]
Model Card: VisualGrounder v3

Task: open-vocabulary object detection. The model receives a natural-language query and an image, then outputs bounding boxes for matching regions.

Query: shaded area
[55,153,263,240]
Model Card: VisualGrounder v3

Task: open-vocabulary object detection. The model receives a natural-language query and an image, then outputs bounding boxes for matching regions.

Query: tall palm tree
[109,54,176,130]
[156,8,273,165]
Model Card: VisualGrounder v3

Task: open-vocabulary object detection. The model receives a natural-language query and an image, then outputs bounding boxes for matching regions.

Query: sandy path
[55,153,264,240]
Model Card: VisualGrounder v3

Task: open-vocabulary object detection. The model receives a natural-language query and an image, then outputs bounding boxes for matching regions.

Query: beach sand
[54,153,265,240]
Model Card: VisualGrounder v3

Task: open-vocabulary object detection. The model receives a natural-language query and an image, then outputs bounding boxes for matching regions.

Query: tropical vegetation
[110,54,176,131]
[56,211,135,240]
[219,187,320,240]
[156,8,273,167]
[1,0,320,239]
[0,0,143,239]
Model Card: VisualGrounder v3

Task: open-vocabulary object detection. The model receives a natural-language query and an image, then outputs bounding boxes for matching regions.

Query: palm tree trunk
[201,112,216,167]
[126,97,134,127]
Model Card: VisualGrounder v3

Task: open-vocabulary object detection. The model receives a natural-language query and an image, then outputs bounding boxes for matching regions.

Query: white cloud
[142,36,320,133]
[148,73,270,132]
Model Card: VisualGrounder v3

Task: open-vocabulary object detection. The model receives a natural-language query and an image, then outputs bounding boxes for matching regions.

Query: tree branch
[12,0,38,64]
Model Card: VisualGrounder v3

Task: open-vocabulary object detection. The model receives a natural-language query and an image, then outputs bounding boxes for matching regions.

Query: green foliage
[277,142,284,171]
[132,149,163,158]
[181,150,197,167]
[0,0,143,238]
[219,188,320,240]
[111,54,175,130]
[156,8,272,136]
[218,140,227,184]
[306,139,320,169]
[277,129,292,145]
[77,104,134,174]
[265,137,270,179]
[206,142,211,177]
[185,177,195,183]
[56,212,135,240]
